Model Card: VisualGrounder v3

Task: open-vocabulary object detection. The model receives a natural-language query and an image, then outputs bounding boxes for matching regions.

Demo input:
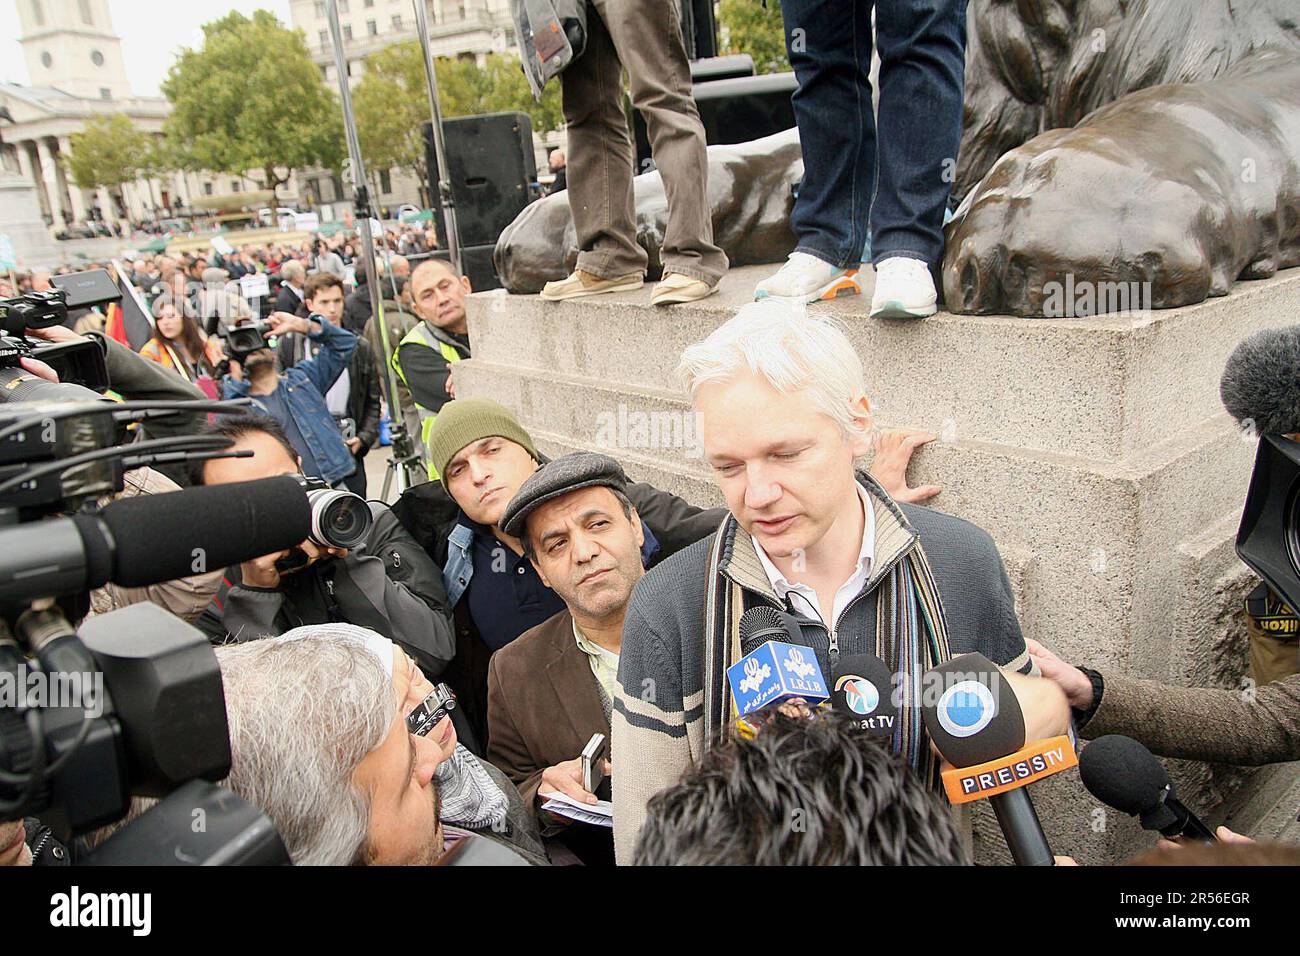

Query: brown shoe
[651,272,719,306]
[539,269,644,301]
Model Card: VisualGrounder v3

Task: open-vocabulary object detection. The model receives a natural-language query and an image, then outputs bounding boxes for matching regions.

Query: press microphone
[738,605,800,655]
[921,653,1076,866]
[830,653,898,738]
[1078,735,1218,843]
[0,475,312,605]
[1219,324,1300,435]
[728,606,829,733]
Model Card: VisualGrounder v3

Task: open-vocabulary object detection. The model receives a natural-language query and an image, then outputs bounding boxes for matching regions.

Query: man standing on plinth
[755,0,966,317]
[540,0,729,307]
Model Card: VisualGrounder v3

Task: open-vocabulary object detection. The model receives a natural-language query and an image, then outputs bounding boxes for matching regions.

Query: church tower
[15,0,133,101]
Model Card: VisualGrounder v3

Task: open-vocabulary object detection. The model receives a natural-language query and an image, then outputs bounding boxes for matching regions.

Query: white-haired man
[217,625,548,865]
[611,301,1038,861]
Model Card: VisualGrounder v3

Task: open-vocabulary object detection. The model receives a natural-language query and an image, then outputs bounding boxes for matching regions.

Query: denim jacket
[442,518,660,609]
[223,315,358,484]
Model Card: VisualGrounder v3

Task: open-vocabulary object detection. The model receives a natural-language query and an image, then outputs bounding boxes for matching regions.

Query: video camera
[217,318,274,363]
[0,288,109,395]
[0,366,314,862]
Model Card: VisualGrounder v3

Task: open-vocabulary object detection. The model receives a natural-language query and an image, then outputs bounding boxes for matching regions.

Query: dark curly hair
[632,711,969,866]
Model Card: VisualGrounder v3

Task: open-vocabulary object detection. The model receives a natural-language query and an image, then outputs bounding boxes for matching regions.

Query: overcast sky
[1,0,295,95]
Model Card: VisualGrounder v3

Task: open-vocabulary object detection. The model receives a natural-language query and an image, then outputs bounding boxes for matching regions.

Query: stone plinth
[457,262,1300,864]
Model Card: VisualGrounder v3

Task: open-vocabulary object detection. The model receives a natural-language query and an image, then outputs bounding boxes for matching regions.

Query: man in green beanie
[391,397,725,751]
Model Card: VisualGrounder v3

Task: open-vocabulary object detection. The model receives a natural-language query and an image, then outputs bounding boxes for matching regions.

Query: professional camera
[218,318,274,363]
[1237,434,1300,615]
[0,287,109,395]
[0,380,315,862]
[275,475,374,574]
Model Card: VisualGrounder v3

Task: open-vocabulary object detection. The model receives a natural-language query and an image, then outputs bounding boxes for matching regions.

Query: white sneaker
[754,252,860,303]
[869,257,938,319]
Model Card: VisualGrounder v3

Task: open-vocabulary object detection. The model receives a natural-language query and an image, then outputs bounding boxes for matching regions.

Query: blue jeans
[781,0,967,270]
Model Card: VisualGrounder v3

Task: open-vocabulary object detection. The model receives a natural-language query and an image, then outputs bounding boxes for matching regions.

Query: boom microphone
[1219,324,1300,435]
[921,653,1072,866]
[1078,735,1218,843]
[0,476,312,605]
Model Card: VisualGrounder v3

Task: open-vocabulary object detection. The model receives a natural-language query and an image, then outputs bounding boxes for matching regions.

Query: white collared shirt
[573,617,620,704]
[753,484,875,632]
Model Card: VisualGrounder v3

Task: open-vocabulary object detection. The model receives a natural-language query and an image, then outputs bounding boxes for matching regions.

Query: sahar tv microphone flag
[921,652,1076,866]
[727,607,829,735]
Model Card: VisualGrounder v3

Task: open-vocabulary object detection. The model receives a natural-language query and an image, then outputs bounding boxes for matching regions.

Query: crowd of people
[3,1,1297,871]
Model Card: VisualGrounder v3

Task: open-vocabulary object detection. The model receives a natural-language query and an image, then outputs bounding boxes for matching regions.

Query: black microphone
[1078,735,1218,843]
[738,605,802,656]
[0,475,311,605]
[830,653,898,739]
[920,652,1057,866]
[1219,324,1300,435]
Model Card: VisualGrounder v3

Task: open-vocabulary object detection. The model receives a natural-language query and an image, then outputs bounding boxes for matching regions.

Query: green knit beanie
[426,398,539,489]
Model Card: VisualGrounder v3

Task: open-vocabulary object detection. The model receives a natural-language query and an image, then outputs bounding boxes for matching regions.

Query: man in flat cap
[389,399,725,752]
[483,452,642,865]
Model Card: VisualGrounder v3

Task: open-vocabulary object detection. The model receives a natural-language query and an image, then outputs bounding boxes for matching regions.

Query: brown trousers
[561,0,728,284]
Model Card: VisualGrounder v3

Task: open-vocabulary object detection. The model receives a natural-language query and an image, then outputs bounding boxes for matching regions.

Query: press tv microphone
[1078,735,1217,843]
[921,653,1074,866]
[727,607,829,729]
[0,475,312,605]
[830,653,898,738]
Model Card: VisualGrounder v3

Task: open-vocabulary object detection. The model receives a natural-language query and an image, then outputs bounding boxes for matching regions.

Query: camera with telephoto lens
[274,475,374,574]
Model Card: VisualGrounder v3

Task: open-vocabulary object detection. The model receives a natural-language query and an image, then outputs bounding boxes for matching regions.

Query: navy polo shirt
[464,522,567,652]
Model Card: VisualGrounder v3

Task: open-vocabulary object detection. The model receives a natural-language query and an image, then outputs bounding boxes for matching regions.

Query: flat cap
[500,451,628,540]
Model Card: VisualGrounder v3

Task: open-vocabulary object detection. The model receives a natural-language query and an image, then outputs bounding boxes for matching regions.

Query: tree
[718,0,790,74]
[354,44,564,206]
[161,10,344,221]
[65,113,148,219]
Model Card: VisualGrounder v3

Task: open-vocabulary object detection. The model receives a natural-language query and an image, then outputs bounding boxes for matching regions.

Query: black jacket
[274,282,309,318]
[390,473,725,751]
[344,284,372,334]
[277,330,383,454]
[197,501,457,680]
[397,323,471,413]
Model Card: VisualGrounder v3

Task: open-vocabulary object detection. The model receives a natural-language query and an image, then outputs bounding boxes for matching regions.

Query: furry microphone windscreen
[1219,325,1300,436]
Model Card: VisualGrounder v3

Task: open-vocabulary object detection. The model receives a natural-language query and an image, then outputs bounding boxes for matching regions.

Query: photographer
[192,414,456,682]
[221,309,359,489]
[275,274,382,497]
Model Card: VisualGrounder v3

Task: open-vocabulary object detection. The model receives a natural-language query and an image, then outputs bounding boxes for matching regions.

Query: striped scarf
[702,485,953,788]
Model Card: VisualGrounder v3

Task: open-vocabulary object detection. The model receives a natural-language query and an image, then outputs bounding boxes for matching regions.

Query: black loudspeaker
[423,112,539,249]
[633,65,797,170]
[429,244,501,293]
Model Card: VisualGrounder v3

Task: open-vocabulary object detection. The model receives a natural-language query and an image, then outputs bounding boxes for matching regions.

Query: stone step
[465,263,1300,463]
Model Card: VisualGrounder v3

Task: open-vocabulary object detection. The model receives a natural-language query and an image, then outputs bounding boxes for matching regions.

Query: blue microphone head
[830,653,898,738]
[920,652,1026,767]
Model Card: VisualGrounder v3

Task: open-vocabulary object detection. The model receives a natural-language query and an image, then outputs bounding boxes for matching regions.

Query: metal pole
[325,0,421,497]
[412,0,463,276]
